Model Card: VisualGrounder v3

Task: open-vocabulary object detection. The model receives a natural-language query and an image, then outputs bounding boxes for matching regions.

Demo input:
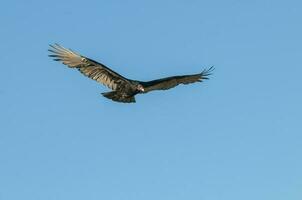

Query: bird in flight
[48,44,213,103]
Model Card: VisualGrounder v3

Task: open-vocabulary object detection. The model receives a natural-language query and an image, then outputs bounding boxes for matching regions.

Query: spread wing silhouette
[139,67,214,93]
[48,44,131,91]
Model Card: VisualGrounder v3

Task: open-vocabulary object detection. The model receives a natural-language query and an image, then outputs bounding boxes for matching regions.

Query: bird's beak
[138,85,145,92]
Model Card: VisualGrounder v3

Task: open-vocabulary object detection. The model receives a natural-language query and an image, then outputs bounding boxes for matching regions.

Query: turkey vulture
[48,44,213,103]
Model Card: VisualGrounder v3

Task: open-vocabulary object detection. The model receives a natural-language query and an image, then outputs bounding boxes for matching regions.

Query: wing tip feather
[200,66,214,78]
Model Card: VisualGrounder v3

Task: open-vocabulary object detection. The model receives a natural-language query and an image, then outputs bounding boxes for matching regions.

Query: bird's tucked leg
[101,91,136,103]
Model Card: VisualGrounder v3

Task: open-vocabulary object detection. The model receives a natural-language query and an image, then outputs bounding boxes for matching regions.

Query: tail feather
[102,91,136,103]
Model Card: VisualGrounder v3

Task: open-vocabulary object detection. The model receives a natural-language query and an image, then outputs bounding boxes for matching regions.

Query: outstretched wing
[48,44,131,91]
[139,67,214,93]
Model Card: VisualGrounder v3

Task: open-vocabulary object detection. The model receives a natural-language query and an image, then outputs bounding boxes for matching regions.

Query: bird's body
[48,44,213,103]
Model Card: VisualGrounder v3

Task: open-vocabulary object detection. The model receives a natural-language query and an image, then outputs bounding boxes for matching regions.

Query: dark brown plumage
[48,44,213,103]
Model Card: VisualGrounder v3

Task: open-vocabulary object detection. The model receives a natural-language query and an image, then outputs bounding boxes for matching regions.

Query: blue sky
[1,0,301,199]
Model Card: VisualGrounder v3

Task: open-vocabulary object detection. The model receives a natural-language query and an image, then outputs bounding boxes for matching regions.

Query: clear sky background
[1,0,301,200]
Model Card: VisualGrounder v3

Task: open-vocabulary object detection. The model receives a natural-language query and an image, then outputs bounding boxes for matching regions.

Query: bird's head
[136,84,145,93]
